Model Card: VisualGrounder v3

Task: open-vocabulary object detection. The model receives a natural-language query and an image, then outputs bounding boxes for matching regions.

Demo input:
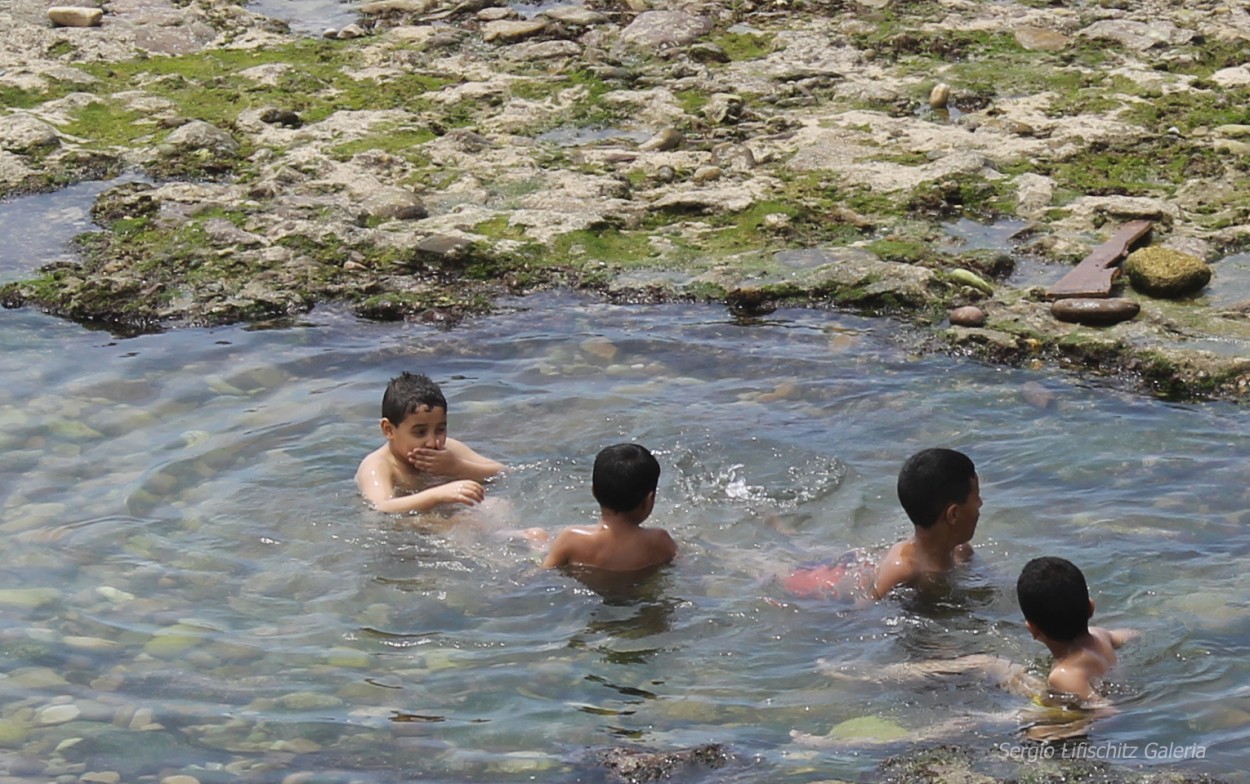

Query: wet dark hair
[381,372,447,424]
[1017,556,1090,642]
[896,448,976,528]
[593,443,661,514]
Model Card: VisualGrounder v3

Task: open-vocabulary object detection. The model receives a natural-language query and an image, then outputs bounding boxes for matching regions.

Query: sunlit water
[1,294,1248,781]
[2,181,1250,782]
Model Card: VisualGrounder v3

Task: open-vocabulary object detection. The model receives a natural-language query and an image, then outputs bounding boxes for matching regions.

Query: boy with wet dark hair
[870,447,981,599]
[542,444,677,571]
[355,371,504,514]
[1017,556,1136,703]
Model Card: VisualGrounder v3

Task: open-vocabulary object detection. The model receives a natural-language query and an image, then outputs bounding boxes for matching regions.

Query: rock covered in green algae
[1123,247,1211,298]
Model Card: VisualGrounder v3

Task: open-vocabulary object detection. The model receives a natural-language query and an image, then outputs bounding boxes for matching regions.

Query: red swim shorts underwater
[781,550,874,600]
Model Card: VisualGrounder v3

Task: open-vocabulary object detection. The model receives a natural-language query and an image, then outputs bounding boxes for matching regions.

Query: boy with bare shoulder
[870,447,982,599]
[542,444,677,572]
[355,372,503,514]
[1017,555,1137,705]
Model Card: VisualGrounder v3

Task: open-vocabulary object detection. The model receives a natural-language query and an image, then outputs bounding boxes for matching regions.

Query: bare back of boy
[542,523,676,572]
[1049,626,1133,701]
[870,538,973,599]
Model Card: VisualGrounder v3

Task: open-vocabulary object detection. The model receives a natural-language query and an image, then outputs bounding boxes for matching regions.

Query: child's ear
[380,418,395,438]
[1024,620,1041,640]
[1087,599,1095,619]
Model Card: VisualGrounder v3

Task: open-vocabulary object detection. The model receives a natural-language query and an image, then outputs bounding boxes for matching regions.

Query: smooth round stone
[35,704,80,725]
[1050,297,1140,326]
[929,82,951,109]
[948,305,986,327]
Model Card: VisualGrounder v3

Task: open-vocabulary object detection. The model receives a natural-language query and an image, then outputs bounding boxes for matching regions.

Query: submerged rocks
[1123,247,1211,298]
[1050,297,1140,326]
[599,743,730,782]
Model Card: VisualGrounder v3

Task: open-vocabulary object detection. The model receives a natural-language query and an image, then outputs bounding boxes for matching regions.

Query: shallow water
[0,287,1248,781]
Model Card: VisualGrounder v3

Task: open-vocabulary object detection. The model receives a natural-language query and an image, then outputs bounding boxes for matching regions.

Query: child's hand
[439,480,484,506]
[408,447,459,476]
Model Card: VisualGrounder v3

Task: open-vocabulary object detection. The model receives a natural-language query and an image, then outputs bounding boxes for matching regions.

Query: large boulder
[1123,247,1210,298]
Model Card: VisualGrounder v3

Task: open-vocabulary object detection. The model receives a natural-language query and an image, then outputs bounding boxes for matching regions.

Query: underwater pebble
[81,772,120,784]
[95,586,136,604]
[0,717,31,747]
[35,704,80,725]
[63,636,120,651]
[161,776,201,784]
[0,588,62,609]
[929,82,951,109]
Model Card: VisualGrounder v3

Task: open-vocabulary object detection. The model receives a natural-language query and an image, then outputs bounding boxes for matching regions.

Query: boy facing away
[355,372,504,514]
[870,447,981,599]
[1017,555,1136,704]
[542,443,677,572]
[820,556,1136,712]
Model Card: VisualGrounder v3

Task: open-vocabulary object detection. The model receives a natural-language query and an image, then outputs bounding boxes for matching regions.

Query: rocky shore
[3,0,1250,403]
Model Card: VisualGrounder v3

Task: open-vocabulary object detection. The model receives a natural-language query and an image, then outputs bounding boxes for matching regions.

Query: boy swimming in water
[542,443,677,572]
[355,372,504,514]
[818,556,1135,712]
[869,447,981,599]
[1016,555,1136,705]
[781,448,980,601]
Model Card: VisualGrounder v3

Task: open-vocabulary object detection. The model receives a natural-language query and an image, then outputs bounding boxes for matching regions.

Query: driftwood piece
[1046,220,1153,299]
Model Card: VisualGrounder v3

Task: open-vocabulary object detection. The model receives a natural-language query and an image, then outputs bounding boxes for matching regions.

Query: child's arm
[1107,628,1138,648]
[368,481,485,514]
[541,530,573,568]
[408,438,504,481]
[356,453,484,513]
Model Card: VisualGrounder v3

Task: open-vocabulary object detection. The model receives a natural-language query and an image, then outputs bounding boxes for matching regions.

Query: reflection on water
[1,290,1249,780]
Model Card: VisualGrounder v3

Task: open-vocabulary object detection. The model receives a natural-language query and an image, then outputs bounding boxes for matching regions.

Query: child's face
[952,474,983,542]
[383,405,447,457]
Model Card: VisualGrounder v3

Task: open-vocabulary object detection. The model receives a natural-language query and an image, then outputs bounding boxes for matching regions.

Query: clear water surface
[0,295,1248,781]
[0,186,1248,782]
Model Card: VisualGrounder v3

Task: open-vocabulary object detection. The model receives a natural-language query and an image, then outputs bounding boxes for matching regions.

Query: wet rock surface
[1,0,1250,401]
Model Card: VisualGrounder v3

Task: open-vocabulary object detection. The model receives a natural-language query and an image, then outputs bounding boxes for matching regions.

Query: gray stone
[0,113,60,154]
[359,0,437,14]
[362,188,428,221]
[542,6,608,26]
[1050,298,1140,326]
[619,11,712,51]
[1013,26,1070,52]
[163,120,239,154]
[639,127,682,152]
[47,6,103,27]
[503,40,580,61]
[1123,247,1211,298]
[482,19,547,43]
[1077,19,1193,51]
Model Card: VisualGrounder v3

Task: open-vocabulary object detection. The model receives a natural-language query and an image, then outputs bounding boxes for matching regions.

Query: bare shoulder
[871,538,915,598]
[356,445,394,486]
[649,527,678,560]
[1047,662,1093,701]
